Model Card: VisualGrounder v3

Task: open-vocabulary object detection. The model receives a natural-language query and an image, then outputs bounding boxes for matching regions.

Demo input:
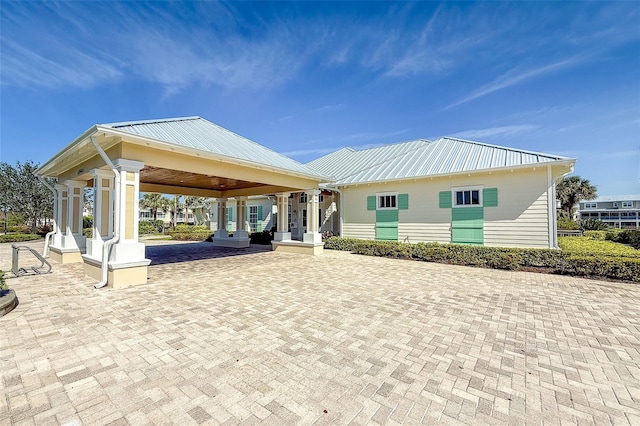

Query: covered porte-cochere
[35,117,329,288]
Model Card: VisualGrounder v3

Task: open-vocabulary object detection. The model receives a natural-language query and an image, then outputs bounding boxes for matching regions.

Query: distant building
[139,208,195,226]
[578,195,640,229]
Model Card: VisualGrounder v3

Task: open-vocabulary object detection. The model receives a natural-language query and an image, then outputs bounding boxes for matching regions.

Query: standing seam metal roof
[102,116,324,178]
[307,137,573,185]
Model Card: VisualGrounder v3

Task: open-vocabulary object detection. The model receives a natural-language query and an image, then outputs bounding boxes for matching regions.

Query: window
[249,206,258,232]
[377,193,397,210]
[299,193,308,203]
[319,194,324,203]
[584,203,597,209]
[452,187,482,207]
[622,201,633,208]
[302,209,307,227]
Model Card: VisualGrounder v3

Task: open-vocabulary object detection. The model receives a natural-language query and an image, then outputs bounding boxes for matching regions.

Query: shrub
[559,256,640,282]
[583,230,606,240]
[167,231,212,241]
[0,233,41,243]
[580,218,608,231]
[610,229,640,250]
[139,220,164,235]
[250,230,273,245]
[325,236,638,282]
[83,228,93,238]
[83,215,93,230]
[558,236,640,258]
[175,224,209,232]
[37,225,53,237]
[557,217,579,230]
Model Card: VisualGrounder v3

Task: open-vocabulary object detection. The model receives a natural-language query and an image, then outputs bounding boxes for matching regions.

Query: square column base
[211,237,250,248]
[271,240,324,255]
[274,232,291,242]
[303,233,322,244]
[83,256,150,288]
[61,234,87,251]
[49,246,84,264]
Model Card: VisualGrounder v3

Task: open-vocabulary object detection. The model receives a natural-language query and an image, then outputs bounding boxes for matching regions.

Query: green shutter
[451,207,484,245]
[375,210,398,241]
[398,193,409,210]
[483,188,498,207]
[367,196,376,211]
[257,206,263,232]
[439,191,452,208]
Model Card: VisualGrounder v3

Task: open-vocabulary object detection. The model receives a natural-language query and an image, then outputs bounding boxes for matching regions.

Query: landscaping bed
[324,236,639,282]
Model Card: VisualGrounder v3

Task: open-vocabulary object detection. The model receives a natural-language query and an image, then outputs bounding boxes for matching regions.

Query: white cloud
[445,57,585,110]
[449,125,539,140]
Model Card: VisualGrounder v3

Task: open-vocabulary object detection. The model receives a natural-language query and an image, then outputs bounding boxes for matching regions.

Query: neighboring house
[578,195,640,229]
[209,196,275,233]
[307,138,575,249]
[139,208,194,226]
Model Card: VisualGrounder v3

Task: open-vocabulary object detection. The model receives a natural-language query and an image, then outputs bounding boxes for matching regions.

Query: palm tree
[183,196,213,225]
[139,193,165,221]
[556,176,597,217]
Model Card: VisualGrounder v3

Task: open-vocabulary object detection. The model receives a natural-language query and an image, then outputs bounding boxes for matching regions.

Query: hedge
[607,229,640,250]
[0,233,41,243]
[324,237,639,282]
[558,237,640,258]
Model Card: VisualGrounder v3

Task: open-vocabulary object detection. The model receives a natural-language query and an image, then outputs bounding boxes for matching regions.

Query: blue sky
[1,1,639,196]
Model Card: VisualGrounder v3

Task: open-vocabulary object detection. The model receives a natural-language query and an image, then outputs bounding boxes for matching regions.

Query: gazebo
[35,117,328,288]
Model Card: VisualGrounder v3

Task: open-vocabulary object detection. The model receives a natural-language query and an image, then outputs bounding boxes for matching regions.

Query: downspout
[90,136,120,289]
[38,176,57,258]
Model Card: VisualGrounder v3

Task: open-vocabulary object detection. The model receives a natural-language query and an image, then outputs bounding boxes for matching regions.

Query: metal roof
[308,137,574,185]
[103,116,324,178]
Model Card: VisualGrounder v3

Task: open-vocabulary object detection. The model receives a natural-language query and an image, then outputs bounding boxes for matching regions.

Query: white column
[274,192,291,241]
[108,159,147,264]
[234,196,249,239]
[52,183,67,247]
[85,169,114,260]
[63,180,87,250]
[303,189,322,244]
[214,198,228,239]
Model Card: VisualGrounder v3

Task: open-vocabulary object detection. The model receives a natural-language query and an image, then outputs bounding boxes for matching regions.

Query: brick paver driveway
[1,240,639,425]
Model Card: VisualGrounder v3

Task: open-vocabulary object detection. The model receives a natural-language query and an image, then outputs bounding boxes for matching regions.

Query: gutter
[90,136,120,289]
[37,176,57,258]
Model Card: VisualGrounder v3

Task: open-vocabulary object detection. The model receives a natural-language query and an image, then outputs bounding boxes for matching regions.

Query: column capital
[90,168,115,178]
[64,180,87,189]
[54,183,68,192]
[235,196,248,201]
[216,197,228,203]
[305,189,321,197]
[275,192,291,199]
[114,158,144,172]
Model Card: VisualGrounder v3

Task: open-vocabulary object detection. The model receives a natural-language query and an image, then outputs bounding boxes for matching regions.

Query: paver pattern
[1,240,639,425]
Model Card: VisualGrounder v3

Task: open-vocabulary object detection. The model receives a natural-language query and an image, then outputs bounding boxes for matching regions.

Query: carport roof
[102,116,321,177]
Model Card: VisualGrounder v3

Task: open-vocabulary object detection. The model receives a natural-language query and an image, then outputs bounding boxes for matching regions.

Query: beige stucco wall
[339,167,552,248]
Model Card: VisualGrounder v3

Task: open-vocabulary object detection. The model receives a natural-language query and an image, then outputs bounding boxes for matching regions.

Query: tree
[183,196,213,225]
[0,161,54,232]
[556,176,597,217]
[160,195,183,228]
[139,193,165,221]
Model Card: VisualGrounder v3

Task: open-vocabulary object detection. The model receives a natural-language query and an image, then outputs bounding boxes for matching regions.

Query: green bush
[580,218,608,231]
[557,217,579,230]
[559,256,640,282]
[83,215,93,230]
[583,230,606,240]
[175,224,209,232]
[0,233,41,243]
[83,228,93,238]
[167,231,212,241]
[250,230,273,245]
[139,220,165,235]
[609,229,640,250]
[558,236,640,258]
[325,236,637,282]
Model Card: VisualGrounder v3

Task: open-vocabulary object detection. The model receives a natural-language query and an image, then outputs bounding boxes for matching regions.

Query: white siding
[339,168,552,248]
